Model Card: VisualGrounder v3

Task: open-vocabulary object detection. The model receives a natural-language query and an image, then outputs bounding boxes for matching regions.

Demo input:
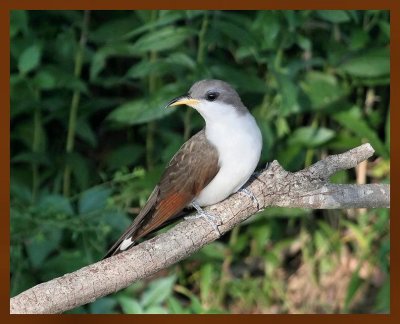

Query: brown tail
[102,209,190,259]
[103,230,138,259]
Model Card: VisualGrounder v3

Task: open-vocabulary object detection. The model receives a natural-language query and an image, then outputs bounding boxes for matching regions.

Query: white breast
[193,102,262,206]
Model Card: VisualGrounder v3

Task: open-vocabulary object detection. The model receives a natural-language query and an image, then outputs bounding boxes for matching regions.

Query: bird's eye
[206,92,219,101]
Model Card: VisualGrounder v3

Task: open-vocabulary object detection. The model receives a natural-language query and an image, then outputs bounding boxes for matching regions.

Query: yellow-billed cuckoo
[104,79,262,258]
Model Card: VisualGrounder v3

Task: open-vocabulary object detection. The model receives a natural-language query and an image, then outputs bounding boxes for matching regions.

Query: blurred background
[10,10,390,313]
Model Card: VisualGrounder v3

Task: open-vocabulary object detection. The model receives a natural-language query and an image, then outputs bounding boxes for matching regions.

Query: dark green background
[10,10,390,313]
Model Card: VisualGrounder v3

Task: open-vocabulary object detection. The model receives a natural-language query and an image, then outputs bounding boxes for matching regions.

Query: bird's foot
[186,202,222,235]
[238,187,259,209]
[252,162,270,178]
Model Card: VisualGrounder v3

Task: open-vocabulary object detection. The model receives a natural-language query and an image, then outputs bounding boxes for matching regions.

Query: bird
[104,79,262,258]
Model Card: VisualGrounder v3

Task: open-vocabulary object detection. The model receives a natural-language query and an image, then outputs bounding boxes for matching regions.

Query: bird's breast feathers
[195,109,262,206]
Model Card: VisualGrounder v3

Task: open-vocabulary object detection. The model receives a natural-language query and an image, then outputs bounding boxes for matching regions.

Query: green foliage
[10,10,389,313]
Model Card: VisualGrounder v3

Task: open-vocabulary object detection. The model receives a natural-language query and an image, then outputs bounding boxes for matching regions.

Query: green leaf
[118,296,143,314]
[10,177,32,204]
[75,119,97,147]
[107,83,184,126]
[78,186,112,214]
[25,228,63,268]
[144,306,168,314]
[89,298,118,314]
[253,11,280,50]
[199,263,214,304]
[275,73,300,115]
[349,28,369,50]
[252,225,271,252]
[121,11,194,41]
[10,10,28,38]
[103,210,131,233]
[104,144,144,170]
[339,47,390,78]
[327,131,361,151]
[385,108,390,151]
[33,70,57,90]
[11,152,50,165]
[40,251,88,281]
[379,20,390,40]
[275,117,290,138]
[12,118,47,151]
[90,15,138,43]
[276,144,305,171]
[257,121,275,161]
[375,274,390,314]
[166,52,196,70]
[300,71,349,110]
[196,242,226,261]
[289,127,335,148]
[344,268,364,312]
[210,65,266,94]
[38,65,89,93]
[375,278,390,313]
[141,275,177,308]
[38,194,74,216]
[296,34,311,51]
[257,207,310,219]
[333,106,389,158]
[167,297,187,314]
[65,152,91,190]
[90,43,137,80]
[126,54,195,80]
[316,10,351,23]
[10,269,37,297]
[18,44,42,75]
[132,26,193,53]
[215,19,257,48]
[107,99,172,126]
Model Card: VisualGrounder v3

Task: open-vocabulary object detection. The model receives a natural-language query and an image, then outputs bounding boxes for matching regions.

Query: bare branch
[10,143,390,314]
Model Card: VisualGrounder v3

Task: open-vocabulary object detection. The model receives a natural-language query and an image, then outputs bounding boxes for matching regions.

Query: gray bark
[10,143,390,314]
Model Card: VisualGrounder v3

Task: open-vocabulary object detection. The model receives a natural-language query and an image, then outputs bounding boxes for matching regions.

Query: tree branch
[10,143,390,314]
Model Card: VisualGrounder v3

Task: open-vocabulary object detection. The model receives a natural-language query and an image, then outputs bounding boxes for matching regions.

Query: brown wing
[103,129,219,258]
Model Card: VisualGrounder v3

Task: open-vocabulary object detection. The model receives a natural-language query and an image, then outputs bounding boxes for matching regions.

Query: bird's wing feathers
[104,130,219,258]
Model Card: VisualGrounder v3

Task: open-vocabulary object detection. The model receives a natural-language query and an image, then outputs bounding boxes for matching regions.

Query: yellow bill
[167,96,200,108]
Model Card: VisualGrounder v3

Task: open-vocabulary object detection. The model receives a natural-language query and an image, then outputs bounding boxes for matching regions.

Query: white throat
[193,101,262,206]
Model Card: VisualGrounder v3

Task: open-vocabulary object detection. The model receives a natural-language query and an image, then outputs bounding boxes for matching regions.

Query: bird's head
[166,79,248,122]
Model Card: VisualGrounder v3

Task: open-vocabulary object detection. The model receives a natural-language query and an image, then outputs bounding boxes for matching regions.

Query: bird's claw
[186,203,222,235]
[238,187,260,210]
